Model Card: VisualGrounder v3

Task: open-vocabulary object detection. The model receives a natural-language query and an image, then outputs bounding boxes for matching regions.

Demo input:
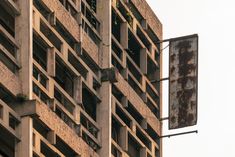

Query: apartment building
[0,0,162,156]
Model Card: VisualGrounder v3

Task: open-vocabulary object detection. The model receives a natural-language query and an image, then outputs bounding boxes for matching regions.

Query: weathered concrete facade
[0,0,162,157]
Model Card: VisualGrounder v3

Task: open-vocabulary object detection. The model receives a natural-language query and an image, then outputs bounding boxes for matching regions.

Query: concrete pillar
[140,147,147,157]
[132,18,138,33]
[141,19,148,30]
[111,97,116,113]
[47,130,56,145]
[73,76,82,105]
[120,22,128,50]
[140,48,147,75]
[120,126,128,151]
[15,116,33,157]
[15,0,33,99]
[121,68,128,80]
[141,118,148,130]
[47,47,56,77]
[130,121,136,133]
[121,96,128,108]
[86,71,93,88]
[97,0,112,156]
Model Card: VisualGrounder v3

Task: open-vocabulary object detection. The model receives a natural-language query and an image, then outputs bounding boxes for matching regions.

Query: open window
[33,33,48,70]
[128,134,141,157]
[55,58,76,97]
[82,84,97,121]
[112,10,121,42]
[127,30,141,67]
[0,4,15,37]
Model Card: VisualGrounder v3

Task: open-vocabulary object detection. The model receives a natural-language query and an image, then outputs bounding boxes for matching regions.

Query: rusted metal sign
[169,34,198,129]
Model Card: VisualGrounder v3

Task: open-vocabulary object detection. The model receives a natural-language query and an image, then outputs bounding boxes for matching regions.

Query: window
[55,60,74,97]
[33,82,49,104]
[0,49,17,73]
[33,65,48,88]
[0,33,16,57]
[0,4,15,37]
[33,36,48,70]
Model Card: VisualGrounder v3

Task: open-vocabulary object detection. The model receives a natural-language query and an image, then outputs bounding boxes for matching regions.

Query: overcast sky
[146,0,235,157]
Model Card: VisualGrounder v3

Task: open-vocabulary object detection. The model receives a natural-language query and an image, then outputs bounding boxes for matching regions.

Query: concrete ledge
[40,0,81,42]
[20,100,99,157]
[82,31,99,66]
[0,62,22,96]
[114,73,160,135]
[0,99,21,140]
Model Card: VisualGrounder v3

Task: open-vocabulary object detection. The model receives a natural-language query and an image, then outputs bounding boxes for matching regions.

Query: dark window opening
[33,119,50,139]
[112,55,123,74]
[112,144,121,157]
[82,20,100,45]
[55,20,77,49]
[0,85,15,107]
[0,104,3,119]
[80,113,99,138]
[80,49,99,76]
[68,51,88,79]
[33,34,48,70]
[0,4,15,37]
[86,0,97,12]
[41,141,60,157]
[82,85,97,121]
[147,98,160,119]
[85,8,99,30]
[33,82,49,104]
[65,1,77,18]
[40,21,62,52]
[112,39,122,59]
[112,10,121,42]
[128,76,143,99]
[127,30,141,66]
[126,102,143,125]
[55,136,78,157]
[112,117,121,144]
[58,0,78,18]
[147,56,159,82]
[9,114,19,130]
[116,105,131,128]
[33,65,48,88]
[146,26,160,51]
[116,0,133,26]
[127,1,143,25]
[0,49,17,73]
[54,87,75,114]
[137,27,151,51]
[93,78,100,92]
[146,124,160,146]
[155,147,160,157]
[146,82,159,105]
[55,59,75,97]
[127,59,142,83]
[136,127,151,150]
[0,33,16,57]
[33,0,50,20]
[128,135,140,157]
[112,85,124,104]
[55,107,79,135]
[82,132,99,151]
[155,50,160,64]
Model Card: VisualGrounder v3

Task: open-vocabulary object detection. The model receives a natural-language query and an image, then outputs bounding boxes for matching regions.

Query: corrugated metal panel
[169,34,198,129]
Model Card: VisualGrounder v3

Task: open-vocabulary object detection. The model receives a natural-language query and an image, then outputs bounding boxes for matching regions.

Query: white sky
[146,0,235,157]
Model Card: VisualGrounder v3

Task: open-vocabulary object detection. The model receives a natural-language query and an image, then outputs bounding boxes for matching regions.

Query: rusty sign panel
[169,34,198,129]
